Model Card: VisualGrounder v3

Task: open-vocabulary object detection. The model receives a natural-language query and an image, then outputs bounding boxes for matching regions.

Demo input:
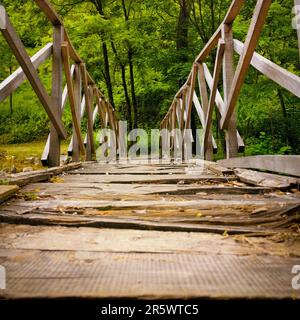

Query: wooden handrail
[0,43,53,103]
[0,9,67,139]
[0,1,119,167]
[161,0,299,161]
[221,0,272,129]
[233,39,300,98]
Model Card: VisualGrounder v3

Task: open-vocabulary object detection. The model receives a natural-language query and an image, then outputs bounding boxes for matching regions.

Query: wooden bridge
[0,0,300,300]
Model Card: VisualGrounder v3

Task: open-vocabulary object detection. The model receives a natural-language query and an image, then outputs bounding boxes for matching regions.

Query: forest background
[0,0,299,169]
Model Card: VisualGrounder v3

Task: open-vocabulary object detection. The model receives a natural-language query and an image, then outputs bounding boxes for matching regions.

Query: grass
[0,140,70,173]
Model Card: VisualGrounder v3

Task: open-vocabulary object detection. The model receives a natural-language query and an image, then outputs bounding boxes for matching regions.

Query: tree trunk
[102,41,115,108]
[111,42,133,130]
[128,47,138,128]
[176,0,190,63]
[278,89,292,148]
[121,0,138,128]
[91,0,115,108]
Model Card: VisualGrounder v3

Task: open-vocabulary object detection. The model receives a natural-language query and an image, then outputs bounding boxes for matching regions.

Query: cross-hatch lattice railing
[161,0,300,161]
[0,0,119,167]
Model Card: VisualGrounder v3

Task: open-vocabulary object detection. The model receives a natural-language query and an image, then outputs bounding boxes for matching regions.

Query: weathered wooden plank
[204,161,234,176]
[1,247,298,299]
[23,182,272,196]
[221,0,272,129]
[233,39,300,98]
[0,9,66,138]
[63,174,236,184]
[218,155,300,177]
[0,210,282,236]
[0,43,53,103]
[3,163,82,187]
[0,225,280,255]
[0,185,19,203]
[234,168,299,189]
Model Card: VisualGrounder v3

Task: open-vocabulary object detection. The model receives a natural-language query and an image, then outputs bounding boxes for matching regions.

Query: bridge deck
[0,160,300,299]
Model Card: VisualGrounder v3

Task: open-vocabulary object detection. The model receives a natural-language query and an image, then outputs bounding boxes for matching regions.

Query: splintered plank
[3,163,82,186]
[202,160,234,175]
[234,168,299,189]
[0,210,282,235]
[0,185,19,203]
[22,182,272,196]
[218,155,300,177]
[62,174,236,184]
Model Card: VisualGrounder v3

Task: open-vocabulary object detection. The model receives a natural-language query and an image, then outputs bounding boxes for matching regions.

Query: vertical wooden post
[85,86,94,161]
[180,94,185,131]
[198,63,213,160]
[48,25,63,167]
[72,64,81,162]
[222,23,238,159]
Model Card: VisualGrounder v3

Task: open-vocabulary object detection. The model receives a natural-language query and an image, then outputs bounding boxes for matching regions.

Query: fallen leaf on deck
[50,176,64,183]
[222,230,229,238]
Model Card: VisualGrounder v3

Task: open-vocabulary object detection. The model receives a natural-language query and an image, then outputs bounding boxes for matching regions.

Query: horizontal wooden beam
[221,0,272,129]
[0,9,66,138]
[233,39,300,98]
[0,43,53,103]
[218,155,300,177]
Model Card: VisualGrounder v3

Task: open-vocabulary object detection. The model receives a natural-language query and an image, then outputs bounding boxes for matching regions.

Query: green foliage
[0,0,299,156]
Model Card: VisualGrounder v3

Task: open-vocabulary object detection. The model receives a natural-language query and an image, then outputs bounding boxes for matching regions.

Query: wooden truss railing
[0,0,118,167]
[161,0,300,160]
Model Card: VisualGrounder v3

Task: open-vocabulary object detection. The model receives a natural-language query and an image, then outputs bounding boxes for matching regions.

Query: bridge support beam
[49,25,64,167]
[222,24,238,159]
[72,64,81,162]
